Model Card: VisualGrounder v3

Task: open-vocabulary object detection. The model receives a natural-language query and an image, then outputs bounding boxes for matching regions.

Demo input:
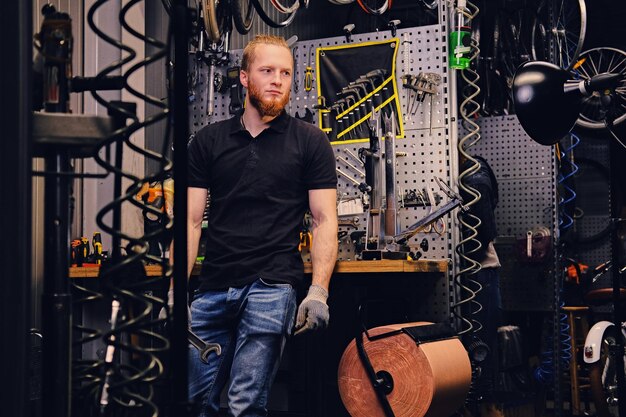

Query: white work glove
[294,285,329,335]
[159,289,191,326]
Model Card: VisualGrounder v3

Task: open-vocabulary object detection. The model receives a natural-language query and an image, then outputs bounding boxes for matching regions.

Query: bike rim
[231,0,255,34]
[355,0,391,16]
[531,0,586,71]
[203,0,221,43]
[574,47,626,130]
[250,0,297,28]
[556,0,587,71]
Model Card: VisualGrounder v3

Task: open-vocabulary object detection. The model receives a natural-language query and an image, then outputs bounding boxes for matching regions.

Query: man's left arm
[294,188,338,335]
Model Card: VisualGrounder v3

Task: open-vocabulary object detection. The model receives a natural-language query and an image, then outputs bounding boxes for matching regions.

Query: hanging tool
[387,19,400,37]
[337,156,366,178]
[402,72,441,120]
[383,112,399,238]
[292,45,300,93]
[304,44,315,93]
[343,24,355,43]
[339,217,361,228]
[295,107,315,124]
[227,65,243,114]
[343,148,364,166]
[336,168,362,186]
[188,328,222,364]
[205,54,218,116]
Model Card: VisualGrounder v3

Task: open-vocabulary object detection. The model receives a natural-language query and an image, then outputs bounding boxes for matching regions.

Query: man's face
[241,44,293,117]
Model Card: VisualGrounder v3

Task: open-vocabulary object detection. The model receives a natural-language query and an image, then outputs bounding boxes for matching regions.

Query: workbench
[68,259,449,278]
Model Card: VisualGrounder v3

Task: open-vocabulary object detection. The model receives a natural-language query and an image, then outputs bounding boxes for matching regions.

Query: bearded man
[180,34,338,417]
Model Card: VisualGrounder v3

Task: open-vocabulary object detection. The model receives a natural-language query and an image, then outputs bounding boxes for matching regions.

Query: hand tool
[92,232,103,264]
[343,23,355,43]
[299,230,312,252]
[336,168,363,187]
[343,148,364,166]
[227,66,243,115]
[387,19,400,37]
[337,156,366,178]
[338,217,361,228]
[304,44,315,92]
[188,328,222,364]
[71,238,85,266]
[292,45,300,93]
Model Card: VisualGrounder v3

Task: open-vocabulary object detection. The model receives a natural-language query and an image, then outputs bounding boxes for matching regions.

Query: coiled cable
[452,0,482,338]
[71,1,173,415]
[533,134,578,385]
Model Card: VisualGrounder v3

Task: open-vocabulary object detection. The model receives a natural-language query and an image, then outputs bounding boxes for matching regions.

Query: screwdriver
[93,232,103,264]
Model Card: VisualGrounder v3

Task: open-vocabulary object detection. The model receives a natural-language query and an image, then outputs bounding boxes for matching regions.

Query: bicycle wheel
[269,0,300,14]
[574,47,626,130]
[532,0,586,71]
[498,6,534,86]
[250,0,297,28]
[588,327,620,417]
[356,0,391,15]
[231,0,254,34]
[202,0,222,42]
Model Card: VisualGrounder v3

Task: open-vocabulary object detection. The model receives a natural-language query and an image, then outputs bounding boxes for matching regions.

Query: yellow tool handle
[304,67,313,92]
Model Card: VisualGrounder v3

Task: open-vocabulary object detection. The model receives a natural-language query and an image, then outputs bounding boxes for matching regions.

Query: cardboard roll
[338,322,471,417]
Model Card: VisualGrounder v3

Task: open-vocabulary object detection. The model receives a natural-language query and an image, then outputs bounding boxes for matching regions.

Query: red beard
[247,79,290,117]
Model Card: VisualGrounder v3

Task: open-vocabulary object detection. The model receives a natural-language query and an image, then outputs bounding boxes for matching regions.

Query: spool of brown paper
[338,322,471,417]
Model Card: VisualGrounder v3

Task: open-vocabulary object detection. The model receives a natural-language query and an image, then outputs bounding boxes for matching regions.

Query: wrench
[188,328,222,364]
[338,217,360,228]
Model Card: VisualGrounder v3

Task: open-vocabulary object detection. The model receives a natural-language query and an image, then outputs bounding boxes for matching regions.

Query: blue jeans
[188,278,297,417]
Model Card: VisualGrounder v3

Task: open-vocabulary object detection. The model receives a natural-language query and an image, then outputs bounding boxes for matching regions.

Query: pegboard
[467,115,558,311]
[187,2,457,323]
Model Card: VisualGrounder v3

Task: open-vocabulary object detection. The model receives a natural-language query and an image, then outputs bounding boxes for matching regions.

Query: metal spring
[452,0,483,338]
[533,134,579,385]
[71,1,173,415]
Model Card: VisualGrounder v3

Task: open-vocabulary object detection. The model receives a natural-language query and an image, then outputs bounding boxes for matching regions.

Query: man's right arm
[161,187,207,319]
[168,186,207,286]
[185,187,208,279]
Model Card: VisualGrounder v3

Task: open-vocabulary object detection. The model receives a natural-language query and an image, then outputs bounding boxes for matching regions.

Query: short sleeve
[187,129,212,189]
[304,129,337,190]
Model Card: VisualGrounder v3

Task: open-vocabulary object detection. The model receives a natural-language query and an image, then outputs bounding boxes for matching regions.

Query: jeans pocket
[259,277,292,289]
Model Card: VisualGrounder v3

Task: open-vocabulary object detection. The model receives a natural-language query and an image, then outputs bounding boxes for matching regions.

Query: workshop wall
[185,7,459,323]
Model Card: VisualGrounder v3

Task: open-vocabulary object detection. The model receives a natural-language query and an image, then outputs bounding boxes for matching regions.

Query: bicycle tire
[203,0,221,42]
[531,0,586,71]
[231,0,254,34]
[588,327,619,417]
[574,47,626,130]
[249,0,297,28]
[498,7,534,85]
[356,0,391,15]
[270,0,300,14]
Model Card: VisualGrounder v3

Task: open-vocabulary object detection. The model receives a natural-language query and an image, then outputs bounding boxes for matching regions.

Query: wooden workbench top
[69,259,448,278]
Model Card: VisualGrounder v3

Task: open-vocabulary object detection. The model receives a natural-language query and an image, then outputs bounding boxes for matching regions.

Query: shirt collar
[229,109,290,135]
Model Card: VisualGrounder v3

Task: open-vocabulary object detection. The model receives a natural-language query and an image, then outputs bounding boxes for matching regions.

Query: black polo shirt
[188,111,337,290]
